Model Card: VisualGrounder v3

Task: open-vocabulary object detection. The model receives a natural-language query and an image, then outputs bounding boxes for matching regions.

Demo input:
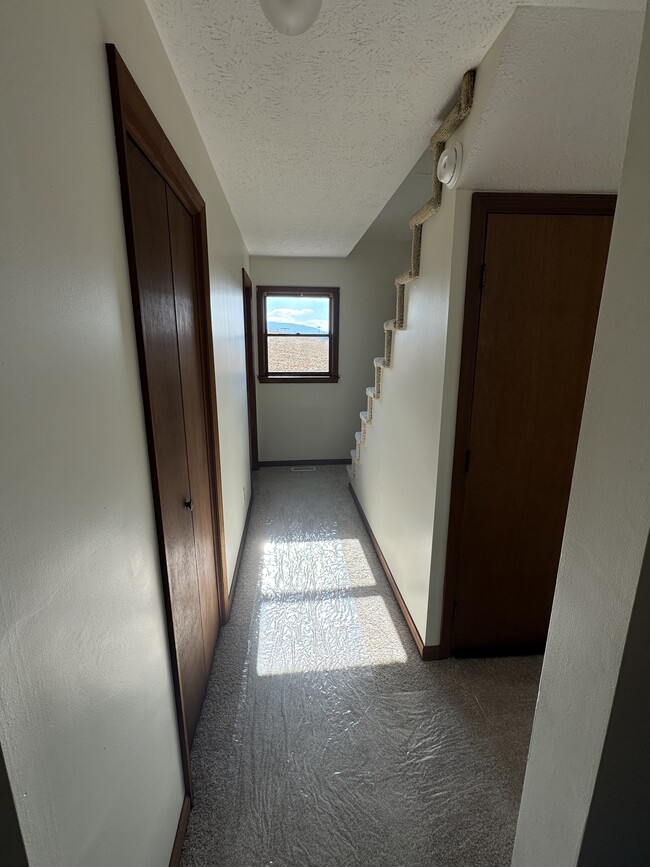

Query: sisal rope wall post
[396,69,476,294]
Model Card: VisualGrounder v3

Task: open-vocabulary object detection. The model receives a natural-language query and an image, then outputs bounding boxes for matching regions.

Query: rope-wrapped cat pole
[394,69,476,290]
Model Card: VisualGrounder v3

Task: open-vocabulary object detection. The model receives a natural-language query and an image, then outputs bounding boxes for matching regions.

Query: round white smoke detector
[436,142,463,189]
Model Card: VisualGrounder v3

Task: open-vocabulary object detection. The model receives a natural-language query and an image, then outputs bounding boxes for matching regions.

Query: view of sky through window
[266,295,330,335]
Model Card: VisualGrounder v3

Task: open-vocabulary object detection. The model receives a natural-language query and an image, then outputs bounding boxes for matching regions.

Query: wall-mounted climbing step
[373,357,386,398]
[384,323,394,367]
[395,284,405,329]
[366,387,376,421]
[360,410,370,442]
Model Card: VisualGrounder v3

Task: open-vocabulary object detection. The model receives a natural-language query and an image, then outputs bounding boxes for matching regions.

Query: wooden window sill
[258,375,340,384]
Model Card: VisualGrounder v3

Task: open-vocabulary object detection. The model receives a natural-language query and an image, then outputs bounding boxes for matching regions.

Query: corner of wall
[0,745,28,867]
[512,9,650,861]
[423,189,472,647]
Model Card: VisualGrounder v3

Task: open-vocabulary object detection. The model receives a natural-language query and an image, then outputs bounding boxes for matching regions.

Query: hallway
[180,467,541,867]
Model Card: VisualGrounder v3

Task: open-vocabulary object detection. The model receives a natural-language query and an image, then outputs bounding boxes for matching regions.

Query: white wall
[460,8,643,194]
[352,192,470,643]
[346,19,510,646]
[0,746,27,866]
[251,240,409,461]
[0,1,250,865]
[425,190,472,646]
[512,7,650,864]
[576,538,650,864]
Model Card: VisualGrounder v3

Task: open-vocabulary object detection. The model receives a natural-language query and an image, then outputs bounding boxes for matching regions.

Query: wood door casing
[242,269,259,472]
[126,139,207,740]
[167,187,221,673]
[451,209,613,652]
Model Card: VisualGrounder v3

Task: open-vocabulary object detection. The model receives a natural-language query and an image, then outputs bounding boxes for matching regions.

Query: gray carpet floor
[180,467,541,867]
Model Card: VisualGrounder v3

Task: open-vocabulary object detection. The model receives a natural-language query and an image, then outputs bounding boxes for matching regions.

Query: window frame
[256,286,340,384]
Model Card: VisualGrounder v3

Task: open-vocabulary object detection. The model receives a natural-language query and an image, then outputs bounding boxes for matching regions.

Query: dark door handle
[184,498,194,512]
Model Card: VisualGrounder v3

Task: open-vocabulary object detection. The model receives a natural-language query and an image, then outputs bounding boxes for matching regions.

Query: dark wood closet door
[242,269,259,472]
[167,187,220,672]
[125,139,207,742]
[453,212,613,651]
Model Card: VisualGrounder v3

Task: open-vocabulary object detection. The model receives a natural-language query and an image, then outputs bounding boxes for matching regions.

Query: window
[257,286,340,383]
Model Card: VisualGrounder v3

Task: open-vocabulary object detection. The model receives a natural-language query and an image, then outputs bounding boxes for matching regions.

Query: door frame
[439,193,617,658]
[106,45,229,810]
[242,269,259,472]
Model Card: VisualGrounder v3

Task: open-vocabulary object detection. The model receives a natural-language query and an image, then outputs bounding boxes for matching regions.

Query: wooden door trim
[439,193,617,658]
[169,793,191,867]
[242,269,259,472]
[106,45,229,810]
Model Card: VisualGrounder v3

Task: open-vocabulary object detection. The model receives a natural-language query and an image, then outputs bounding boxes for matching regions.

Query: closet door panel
[452,211,612,651]
[125,138,206,743]
[166,186,220,672]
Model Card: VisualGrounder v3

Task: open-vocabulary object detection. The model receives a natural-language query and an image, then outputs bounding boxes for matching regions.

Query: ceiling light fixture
[259,0,323,36]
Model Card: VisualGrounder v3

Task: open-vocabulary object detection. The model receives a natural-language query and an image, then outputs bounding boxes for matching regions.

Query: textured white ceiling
[145,0,645,256]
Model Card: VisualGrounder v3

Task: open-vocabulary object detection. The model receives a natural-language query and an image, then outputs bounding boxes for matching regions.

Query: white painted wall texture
[251,241,409,462]
[0,0,250,864]
[424,191,472,646]
[351,192,471,643]
[513,7,650,863]
[459,7,643,194]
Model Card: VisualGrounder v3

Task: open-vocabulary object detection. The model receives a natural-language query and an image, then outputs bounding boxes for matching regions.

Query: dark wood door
[242,269,259,472]
[126,139,217,743]
[452,211,613,651]
[167,187,220,674]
